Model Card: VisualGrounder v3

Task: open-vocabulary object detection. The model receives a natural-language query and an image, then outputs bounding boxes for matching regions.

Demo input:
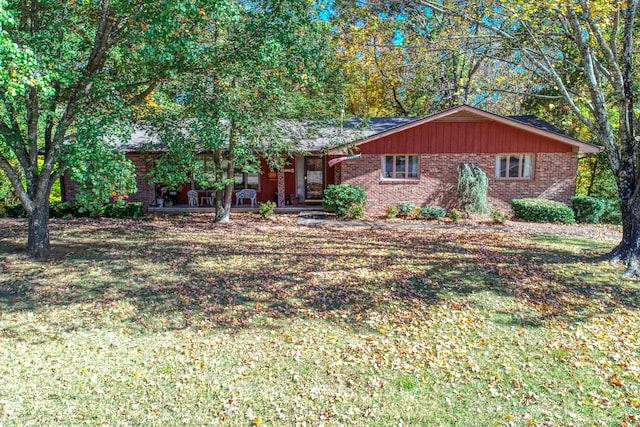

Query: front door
[304,156,324,201]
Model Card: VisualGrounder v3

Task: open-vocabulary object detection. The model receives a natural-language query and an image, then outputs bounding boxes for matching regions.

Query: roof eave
[329,105,602,154]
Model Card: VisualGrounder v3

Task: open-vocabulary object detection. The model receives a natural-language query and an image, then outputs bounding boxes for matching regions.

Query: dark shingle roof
[110,111,586,153]
[508,115,573,139]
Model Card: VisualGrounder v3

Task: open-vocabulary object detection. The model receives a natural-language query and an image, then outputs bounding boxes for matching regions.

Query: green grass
[0,215,638,426]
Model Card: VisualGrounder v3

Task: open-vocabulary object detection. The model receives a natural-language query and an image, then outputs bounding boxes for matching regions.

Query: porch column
[277,169,285,207]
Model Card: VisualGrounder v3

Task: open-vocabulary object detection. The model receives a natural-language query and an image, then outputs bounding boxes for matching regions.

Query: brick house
[62,105,599,213]
[330,105,600,213]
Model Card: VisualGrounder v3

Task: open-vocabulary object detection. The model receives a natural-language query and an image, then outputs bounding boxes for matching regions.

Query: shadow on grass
[0,218,636,336]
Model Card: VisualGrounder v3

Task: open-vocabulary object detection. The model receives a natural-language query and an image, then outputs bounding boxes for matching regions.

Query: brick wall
[127,153,156,207]
[340,152,578,214]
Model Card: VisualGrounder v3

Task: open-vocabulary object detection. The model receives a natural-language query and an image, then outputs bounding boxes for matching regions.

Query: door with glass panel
[304,156,324,200]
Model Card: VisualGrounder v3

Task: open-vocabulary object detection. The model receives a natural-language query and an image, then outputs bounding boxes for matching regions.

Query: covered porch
[147,203,324,214]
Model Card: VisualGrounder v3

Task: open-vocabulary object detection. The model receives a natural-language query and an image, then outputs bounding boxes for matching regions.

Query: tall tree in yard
[330,1,526,116]
[0,0,207,258]
[147,1,336,223]
[418,0,640,276]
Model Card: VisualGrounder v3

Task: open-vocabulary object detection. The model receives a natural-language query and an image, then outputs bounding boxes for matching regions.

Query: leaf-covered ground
[0,214,638,426]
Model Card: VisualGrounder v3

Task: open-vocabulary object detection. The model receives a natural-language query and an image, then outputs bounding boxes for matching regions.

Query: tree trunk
[214,189,231,223]
[608,193,640,278]
[27,200,51,259]
[214,181,235,223]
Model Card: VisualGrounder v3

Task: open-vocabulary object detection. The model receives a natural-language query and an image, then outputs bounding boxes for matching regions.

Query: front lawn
[0,214,638,426]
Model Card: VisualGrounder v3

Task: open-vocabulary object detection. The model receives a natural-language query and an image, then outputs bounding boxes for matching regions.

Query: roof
[110,105,600,154]
[508,115,573,139]
[329,105,601,154]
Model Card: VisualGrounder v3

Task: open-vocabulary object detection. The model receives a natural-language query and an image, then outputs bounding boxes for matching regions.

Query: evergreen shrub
[571,196,606,223]
[511,198,575,224]
[323,184,367,218]
[419,205,446,220]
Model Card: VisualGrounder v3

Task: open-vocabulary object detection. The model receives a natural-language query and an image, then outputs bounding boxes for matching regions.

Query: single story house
[62,105,600,213]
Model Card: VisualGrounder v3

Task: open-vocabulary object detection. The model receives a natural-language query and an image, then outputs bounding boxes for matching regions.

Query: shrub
[490,209,509,225]
[571,196,606,223]
[511,198,575,224]
[347,203,365,219]
[103,202,145,218]
[3,203,27,218]
[323,184,367,218]
[50,201,83,218]
[419,204,446,220]
[394,201,418,217]
[457,163,489,213]
[407,207,422,220]
[385,205,399,219]
[449,208,461,223]
[258,200,276,219]
[601,199,622,225]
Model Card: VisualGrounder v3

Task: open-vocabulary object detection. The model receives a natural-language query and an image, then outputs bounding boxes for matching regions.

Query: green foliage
[103,202,145,219]
[449,208,461,223]
[48,201,144,219]
[62,140,138,215]
[490,209,509,225]
[2,203,26,218]
[323,184,367,218]
[601,200,622,225]
[347,203,365,219]
[394,201,418,217]
[50,202,81,218]
[0,171,19,213]
[576,153,617,199]
[512,198,575,224]
[385,205,399,219]
[457,163,489,213]
[419,205,446,220]
[146,1,338,222]
[571,196,606,224]
[258,200,276,219]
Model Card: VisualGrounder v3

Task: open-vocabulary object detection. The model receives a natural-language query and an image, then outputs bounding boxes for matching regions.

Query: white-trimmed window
[496,154,533,179]
[233,170,259,191]
[383,155,419,179]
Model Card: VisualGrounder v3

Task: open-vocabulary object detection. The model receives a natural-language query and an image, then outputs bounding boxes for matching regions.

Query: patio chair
[235,188,257,207]
[187,190,198,207]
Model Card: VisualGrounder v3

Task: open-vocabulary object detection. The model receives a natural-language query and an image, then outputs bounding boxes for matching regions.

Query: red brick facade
[63,107,595,213]
[338,152,578,213]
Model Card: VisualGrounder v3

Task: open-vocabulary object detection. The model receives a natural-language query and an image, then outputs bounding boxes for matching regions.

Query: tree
[147,1,337,223]
[329,1,527,117]
[419,0,640,277]
[0,0,209,258]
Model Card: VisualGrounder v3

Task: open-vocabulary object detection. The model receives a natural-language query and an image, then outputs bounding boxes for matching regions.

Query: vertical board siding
[357,121,573,154]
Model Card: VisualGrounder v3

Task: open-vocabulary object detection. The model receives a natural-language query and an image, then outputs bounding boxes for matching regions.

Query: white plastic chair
[187,190,198,207]
[235,188,257,207]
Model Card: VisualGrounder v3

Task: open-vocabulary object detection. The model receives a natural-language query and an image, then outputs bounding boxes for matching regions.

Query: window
[383,155,419,179]
[194,155,260,191]
[496,154,533,179]
[234,171,259,191]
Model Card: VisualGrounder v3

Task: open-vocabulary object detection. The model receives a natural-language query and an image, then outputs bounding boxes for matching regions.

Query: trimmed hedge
[601,199,622,225]
[419,205,446,220]
[571,196,605,223]
[323,184,367,218]
[511,198,576,224]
